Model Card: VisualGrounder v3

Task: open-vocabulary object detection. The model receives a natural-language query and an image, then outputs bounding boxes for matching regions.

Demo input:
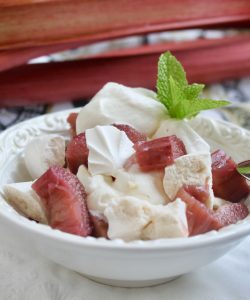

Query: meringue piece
[153,119,210,154]
[76,82,166,136]
[86,125,135,176]
[141,198,188,240]
[3,182,47,224]
[104,196,152,241]
[163,153,214,208]
[113,165,169,205]
[77,165,119,215]
[24,135,65,180]
[104,196,188,241]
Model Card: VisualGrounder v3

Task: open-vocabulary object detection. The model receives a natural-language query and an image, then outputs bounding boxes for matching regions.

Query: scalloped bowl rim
[0,109,249,251]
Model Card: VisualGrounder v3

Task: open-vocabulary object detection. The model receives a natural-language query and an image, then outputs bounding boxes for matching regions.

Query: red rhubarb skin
[176,187,220,236]
[177,186,249,236]
[214,202,249,228]
[134,135,187,172]
[32,165,92,237]
[67,112,78,136]
[65,120,147,174]
[183,184,210,205]
[66,132,89,174]
[113,123,147,144]
[211,150,250,202]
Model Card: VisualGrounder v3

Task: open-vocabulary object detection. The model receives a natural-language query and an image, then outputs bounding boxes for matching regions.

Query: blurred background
[0,1,250,131]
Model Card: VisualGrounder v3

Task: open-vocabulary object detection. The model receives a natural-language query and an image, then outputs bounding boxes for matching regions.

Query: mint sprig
[237,166,250,175]
[156,52,230,119]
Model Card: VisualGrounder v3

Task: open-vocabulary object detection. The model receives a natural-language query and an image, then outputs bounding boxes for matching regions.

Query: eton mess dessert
[3,52,250,241]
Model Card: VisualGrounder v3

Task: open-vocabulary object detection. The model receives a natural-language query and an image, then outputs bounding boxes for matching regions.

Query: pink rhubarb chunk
[113,124,147,143]
[213,202,249,227]
[183,184,210,205]
[211,150,250,202]
[66,132,89,174]
[65,120,146,174]
[67,112,78,136]
[176,187,220,236]
[32,165,92,237]
[134,135,187,171]
[177,186,249,236]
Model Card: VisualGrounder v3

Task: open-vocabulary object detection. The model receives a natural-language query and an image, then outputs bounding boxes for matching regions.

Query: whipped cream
[163,153,214,208]
[153,119,210,154]
[4,182,47,224]
[113,165,169,205]
[77,165,118,216]
[76,82,166,136]
[24,135,65,179]
[77,164,168,215]
[7,84,223,241]
[104,196,188,241]
[86,125,135,176]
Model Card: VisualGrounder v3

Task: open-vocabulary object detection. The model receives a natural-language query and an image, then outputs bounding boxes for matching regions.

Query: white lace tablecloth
[1,220,250,300]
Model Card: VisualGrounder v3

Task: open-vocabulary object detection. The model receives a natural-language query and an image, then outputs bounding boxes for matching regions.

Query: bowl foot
[82,274,181,288]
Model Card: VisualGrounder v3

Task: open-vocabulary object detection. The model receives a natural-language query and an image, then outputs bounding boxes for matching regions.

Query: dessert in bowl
[0,52,249,287]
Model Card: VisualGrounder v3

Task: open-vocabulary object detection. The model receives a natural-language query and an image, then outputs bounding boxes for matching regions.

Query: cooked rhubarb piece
[66,123,146,174]
[215,174,250,203]
[113,124,147,143]
[32,166,92,236]
[66,132,89,174]
[211,150,235,184]
[211,150,250,202]
[67,112,78,136]
[213,203,249,228]
[183,184,210,205]
[90,215,108,238]
[177,187,249,236]
[134,135,186,171]
[176,187,219,236]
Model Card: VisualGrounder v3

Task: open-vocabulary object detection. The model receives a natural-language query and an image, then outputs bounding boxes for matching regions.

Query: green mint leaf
[168,76,186,118]
[176,98,230,119]
[157,51,187,108]
[169,76,184,107]
[183,83,204,100]
[156,51,231,119]
[237,166,250,175]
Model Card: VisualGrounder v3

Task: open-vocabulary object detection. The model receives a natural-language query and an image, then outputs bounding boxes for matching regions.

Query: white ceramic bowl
[0,110,249,288]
